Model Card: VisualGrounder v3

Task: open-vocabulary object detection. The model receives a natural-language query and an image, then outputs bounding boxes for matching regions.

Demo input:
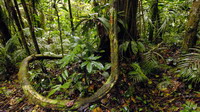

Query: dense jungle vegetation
[0,0,200,111]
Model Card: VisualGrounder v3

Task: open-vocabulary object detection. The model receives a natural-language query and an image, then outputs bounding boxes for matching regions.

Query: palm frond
[141,43,165,74]
[177,47,200,84]
[128,63,148,84]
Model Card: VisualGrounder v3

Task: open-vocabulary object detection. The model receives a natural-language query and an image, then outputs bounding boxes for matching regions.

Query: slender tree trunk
[149,0,159,42]
[8,0,23,47]
[39,9,45,30]
[54,0,64,56]
[21,0,48,73]
[0,6,11,46]
[4,0,30,55]
[109,0,119,77]
[21,0,41,54]
[182,0,200,51]
[67,0,74,33]
[140,0,146,38]
[13,0,25,28]
[31,0,40,27]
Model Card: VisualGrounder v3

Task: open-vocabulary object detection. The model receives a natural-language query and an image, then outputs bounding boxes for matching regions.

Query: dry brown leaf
[92,107,103,112]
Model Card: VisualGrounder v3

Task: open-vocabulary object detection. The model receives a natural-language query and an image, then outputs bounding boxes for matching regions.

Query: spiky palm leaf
[141,43,165,74]
[128,63,148,84]
[177,47,200,84]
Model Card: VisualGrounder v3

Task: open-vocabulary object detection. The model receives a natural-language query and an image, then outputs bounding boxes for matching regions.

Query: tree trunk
[0,6,11,46]
[148,0,161,43]
[93,0,110,61]
[39,9,46,30]
[4,0,30,55]
[139,0,146,38]
[182,0,200,51]
[97,0,139,60]
[67,0,74,33]
[117,0,139,41]
[21,0,41,54]
[54,0,64,56]
[31,0,40,27]
[13,0,25,28]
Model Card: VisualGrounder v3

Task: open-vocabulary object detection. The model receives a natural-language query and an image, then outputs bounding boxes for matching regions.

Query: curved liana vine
[17,53,118,110]
[17,0,118,110]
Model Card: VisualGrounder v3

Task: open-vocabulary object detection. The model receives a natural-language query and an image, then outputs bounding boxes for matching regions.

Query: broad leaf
[86,62,93,73]
[119,41,129,53]
[104,63,111,70]
[102,72,109,78]
[61,79,73,89]
[47,85,61,97]
[131,41,138,55]
[137,42,145,52]
[92,61,104,70]
[97,17,110,30]
[81,61,89,68]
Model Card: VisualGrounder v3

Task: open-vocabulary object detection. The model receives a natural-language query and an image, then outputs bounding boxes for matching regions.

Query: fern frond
[128,63,148,84]
[177,47,200,84]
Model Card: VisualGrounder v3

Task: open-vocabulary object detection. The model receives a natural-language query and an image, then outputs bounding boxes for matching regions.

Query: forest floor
[0,72,199,112]
[0,48,200,112]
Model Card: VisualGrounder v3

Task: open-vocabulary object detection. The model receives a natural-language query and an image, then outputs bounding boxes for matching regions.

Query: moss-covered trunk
[21,0,41,54]
[182,0,200,51]
[4,0,30,55]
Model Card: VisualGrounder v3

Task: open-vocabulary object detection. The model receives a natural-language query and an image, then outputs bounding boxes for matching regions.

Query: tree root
[17,54,118,110]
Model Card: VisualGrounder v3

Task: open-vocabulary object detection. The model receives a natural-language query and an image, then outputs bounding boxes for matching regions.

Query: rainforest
[0,0,200,111]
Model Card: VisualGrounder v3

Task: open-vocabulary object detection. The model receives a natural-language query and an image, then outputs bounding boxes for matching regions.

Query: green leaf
[60,6,68,11]
[102,72,109,78]
[61,79,72,89]
[97,17,110,30]
[81,61,89,68]
[47,85,61,97]
[131,41,138,55]
[120,41,129,53]
[118,19,127,29]
[136,96,143,101]
[62,70,68,81]
[75,82,84,91]
[47,89,58,98]
[128,71,138,75]
[104,63,111,70]
[58,76,62,83]
[92,61,104,70]
[85,54,101,60]
[74,19,88,30]
[87,62,93,73]
[137,42,145,52]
